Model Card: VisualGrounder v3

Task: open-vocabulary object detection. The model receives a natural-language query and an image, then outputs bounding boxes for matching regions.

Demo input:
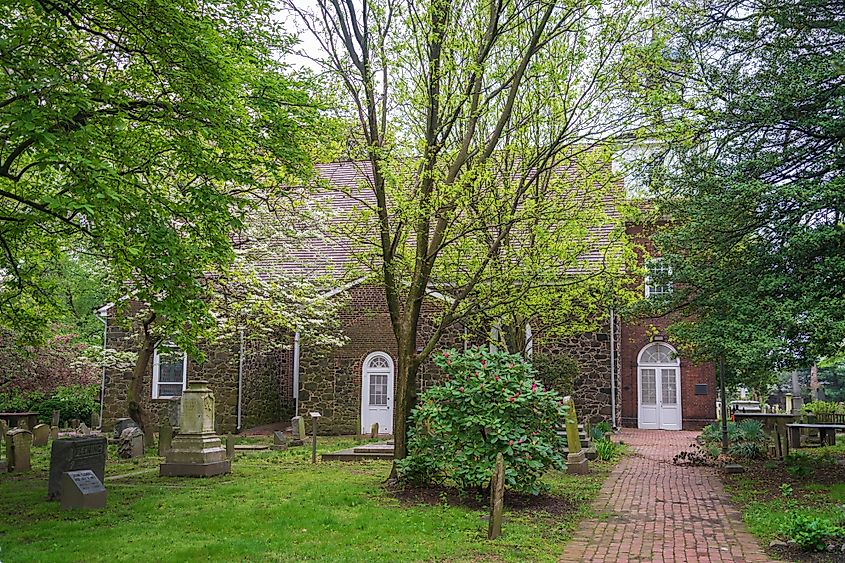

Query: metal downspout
[610,308,618,429]
[96,313,107,428]
[237,329,244,432]
[293,330,301,413]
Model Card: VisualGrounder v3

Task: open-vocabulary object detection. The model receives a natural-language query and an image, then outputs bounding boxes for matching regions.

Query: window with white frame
[645,258,672,298]
[152,342,187,399]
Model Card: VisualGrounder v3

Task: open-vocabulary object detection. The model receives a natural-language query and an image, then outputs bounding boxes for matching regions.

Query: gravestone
[158,424,173,457]
[488,453,505,540]
[118,427,144,458]
[18,417,30,431]
[78,423,90,436]
[167,397,181,429]
[71,419,79,430]
[90,412,100,429]
[272,431,288,451]
[226,434,235,461]
[32,424,50,447]
[113,418,138,439]
[0,419,7,444]
[48,436,107,500]
[309,412,321,464]
[160,380,230,477]
[60,470,107,510]
[6,428,32,472]
[563,396,590,475]
[370,422,379,439]
[50,426,59,441]
[290,416,305,446]
[51,410,60,428]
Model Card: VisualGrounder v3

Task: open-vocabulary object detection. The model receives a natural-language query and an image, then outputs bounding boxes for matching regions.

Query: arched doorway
[360,352,394,434]
[637,342,682,430]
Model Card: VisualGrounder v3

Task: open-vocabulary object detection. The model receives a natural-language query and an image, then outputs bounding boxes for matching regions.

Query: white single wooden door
[361,352,394,434]
[637,343,682,430]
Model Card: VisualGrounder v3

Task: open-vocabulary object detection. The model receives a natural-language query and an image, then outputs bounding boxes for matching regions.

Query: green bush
[803,401,844,415]
[594,439,619,461]
[784,451,815,478]
[781,513,844,552]
[0,384,98,426]
[397,347,568,495]
[701,420,768,460]
[530,352,579,398]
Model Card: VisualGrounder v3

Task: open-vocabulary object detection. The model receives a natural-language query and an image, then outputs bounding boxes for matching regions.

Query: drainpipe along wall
[609,308,617,429]
[96,313,108,428]
[237,329,244,432]
[293,330,301,413]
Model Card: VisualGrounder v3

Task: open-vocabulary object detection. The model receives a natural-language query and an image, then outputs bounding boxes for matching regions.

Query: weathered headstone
[78,423,91,436]
[71,419,79,430]
[32,424,50,447]
[370,422,379,439]
[6,428,32,472]
[167,397,181,429]
[291,415,305,446]
[113,418,138,439]
[272,431,288,451]
[50,426,59,441]
[117,427,144,458]
[60,470,107,510]
[563,396,590,475]
[51,410,60,428]
[48,436,107,500]
[158,424,173,457]
[309,412,321,464]
[226,434,235,461]
[90,412,100,429]
[160,380,230,477]
[488,453,505,540]
[0,419,7,444]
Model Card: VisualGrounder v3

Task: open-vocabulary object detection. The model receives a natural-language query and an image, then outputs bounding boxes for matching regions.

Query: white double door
[638,365,682,430]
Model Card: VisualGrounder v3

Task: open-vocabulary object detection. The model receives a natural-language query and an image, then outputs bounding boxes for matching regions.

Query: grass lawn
[723,435,845,562]
[1,435,618,562]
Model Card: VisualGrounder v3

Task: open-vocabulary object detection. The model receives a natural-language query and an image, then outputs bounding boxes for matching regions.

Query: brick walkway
[562,429,776,562]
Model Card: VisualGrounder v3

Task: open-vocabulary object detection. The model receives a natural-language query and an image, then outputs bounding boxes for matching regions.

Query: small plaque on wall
[695,384,708,395]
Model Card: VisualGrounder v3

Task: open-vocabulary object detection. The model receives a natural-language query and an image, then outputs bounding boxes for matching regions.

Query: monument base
[160,459,231,477]
[566,451,590,475]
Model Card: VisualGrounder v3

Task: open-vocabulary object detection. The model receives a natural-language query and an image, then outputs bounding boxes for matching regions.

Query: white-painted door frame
[637,343,683,430]
[360,351,395,434]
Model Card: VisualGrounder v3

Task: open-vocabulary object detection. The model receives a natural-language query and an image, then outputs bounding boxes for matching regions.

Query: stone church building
[98,162,717,435]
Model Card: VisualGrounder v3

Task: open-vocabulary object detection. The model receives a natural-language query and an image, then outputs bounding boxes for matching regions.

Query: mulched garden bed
[389,484,578,516]
[768,543,845,563]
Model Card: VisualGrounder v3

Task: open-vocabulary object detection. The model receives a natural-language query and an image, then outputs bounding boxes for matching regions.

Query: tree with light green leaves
[0,0,323,433]
[286,0,664,469]
[637,0,845,386]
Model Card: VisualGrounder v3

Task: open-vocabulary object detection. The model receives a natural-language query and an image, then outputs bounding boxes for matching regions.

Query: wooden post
[488,453,504,540]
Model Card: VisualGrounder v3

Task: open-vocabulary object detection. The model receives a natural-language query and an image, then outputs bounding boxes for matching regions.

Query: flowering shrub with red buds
[397,347,568,495]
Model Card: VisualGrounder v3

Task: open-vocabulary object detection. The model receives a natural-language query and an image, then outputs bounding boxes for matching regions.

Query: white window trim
[645,258,672,298]
[151,343,188,399]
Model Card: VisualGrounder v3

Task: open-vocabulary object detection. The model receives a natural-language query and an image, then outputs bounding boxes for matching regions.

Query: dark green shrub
[781,513,844,552]
[590,421,612,441]
[0,384,98,425]
[701,420,768,460]
[784,451,815,478]
[594,439,619,461]
[397,347,568,495]
[530,353,579,398]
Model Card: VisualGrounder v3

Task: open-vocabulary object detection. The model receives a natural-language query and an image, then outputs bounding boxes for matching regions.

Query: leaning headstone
[160,380,230,477]
[60,470,107,510]
[272,431,288,451]
[6,428,32,472]
[370,422,379,439]
[113,418,138,439]
[291,415,305,446]
[563,396,590,475]
[226,434,235,461]
[51,410,60,428]
[488,453,505,540]
[48,436,107,500]
[78,423,91,436]
[32,424,50,447]
[158,424,173,457]
[90,412,100,430]
[50,426,59,441]
[117,427,144,458]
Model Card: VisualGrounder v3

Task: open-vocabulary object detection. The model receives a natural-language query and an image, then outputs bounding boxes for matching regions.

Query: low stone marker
[291,415,305,446]
[48,436,107,500]
[309,412,321,464]
[563,396,589,475]
[51,410,60,428]
[71,419,79,430]
[272,431,288,451]
[18,417,30,431]
[370,422,379,439]
[90,412,100,429]
[488,453,505,540]
[60,470,107,510]
[50,426,59,441]
[113,418,138,440]
[117,427,144,458]
[158,424,173,457]
[6,428,32,472]
[78,423,90,436]
[0,419,7,444]
[32,424,50,447]
[226,434,235,461]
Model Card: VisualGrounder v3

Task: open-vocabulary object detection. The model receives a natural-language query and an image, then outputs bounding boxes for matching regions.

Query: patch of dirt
[768,544,845,563]
[726,459,845,504]
[389,484,578,516]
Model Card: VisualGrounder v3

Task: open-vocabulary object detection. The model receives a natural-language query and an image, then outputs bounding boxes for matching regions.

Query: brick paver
[562,429,776,562]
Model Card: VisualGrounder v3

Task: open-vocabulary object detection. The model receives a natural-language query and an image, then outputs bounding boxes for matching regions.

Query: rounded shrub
[397,347,568,495]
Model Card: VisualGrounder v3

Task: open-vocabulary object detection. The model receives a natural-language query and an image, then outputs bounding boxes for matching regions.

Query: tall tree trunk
[127,313,157,443]
[388,333,421,481]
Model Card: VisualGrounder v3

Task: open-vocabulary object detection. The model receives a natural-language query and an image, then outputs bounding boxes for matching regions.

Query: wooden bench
[786,423,845,449]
